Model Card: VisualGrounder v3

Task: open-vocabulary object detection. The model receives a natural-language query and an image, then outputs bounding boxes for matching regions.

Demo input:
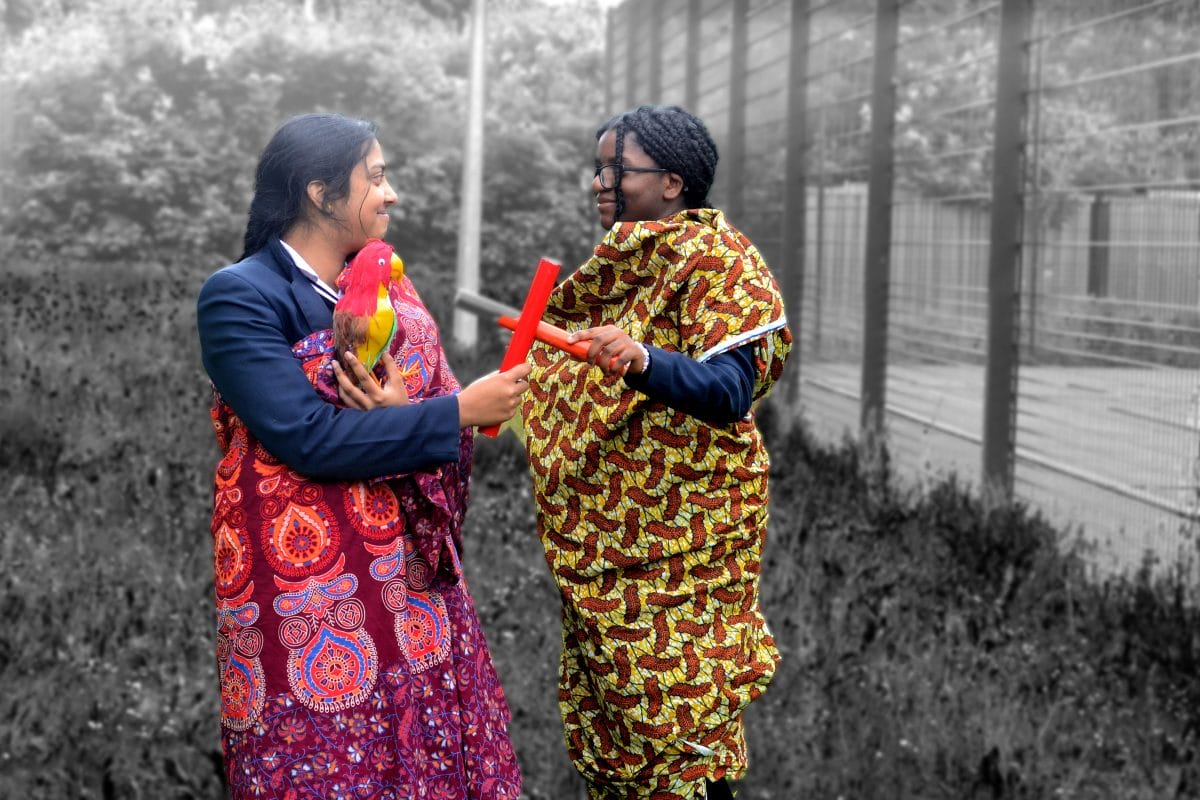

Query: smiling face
[329,139,397,251]
[592,129,685,230]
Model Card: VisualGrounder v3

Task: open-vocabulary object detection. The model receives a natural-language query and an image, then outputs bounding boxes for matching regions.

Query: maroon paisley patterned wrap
[208,275,521,800]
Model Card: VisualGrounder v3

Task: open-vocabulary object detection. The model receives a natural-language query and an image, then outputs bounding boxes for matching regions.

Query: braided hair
[596,105,719,220]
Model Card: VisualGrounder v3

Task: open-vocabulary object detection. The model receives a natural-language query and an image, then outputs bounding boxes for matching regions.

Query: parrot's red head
[336,239,394,317]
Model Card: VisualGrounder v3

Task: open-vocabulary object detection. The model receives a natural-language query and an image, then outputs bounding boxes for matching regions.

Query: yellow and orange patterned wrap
[521,208,792,798]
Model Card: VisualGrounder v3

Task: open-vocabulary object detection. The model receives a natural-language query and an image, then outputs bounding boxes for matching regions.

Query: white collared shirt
[280,240,341,305]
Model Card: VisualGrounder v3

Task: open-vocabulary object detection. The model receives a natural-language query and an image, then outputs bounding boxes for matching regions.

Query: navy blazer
[196,238,462,481]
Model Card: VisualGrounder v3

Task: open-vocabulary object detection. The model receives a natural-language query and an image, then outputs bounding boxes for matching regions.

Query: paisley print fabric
[209,274,520,799]
[521,209,791,799]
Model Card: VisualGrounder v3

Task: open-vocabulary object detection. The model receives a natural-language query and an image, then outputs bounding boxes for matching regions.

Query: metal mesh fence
[1016,2,1200,572]
[606,0,1200,576]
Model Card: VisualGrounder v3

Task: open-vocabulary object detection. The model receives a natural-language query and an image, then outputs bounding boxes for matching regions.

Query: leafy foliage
[0,0,605,322]
[812,0,1200,229]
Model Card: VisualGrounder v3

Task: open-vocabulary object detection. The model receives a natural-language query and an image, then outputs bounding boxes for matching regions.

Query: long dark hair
[596,104,719,219]
[241,113,379,259]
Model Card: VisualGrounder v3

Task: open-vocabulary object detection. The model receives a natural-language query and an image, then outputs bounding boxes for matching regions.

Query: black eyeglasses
[592,163,669,189]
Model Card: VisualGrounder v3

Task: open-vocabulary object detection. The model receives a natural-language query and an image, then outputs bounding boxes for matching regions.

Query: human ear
[662,172,685,202]
[306,180,328,215]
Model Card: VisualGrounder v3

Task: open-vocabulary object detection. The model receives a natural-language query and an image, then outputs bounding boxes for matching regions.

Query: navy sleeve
[197,268,462,481]
[624,342,756,426]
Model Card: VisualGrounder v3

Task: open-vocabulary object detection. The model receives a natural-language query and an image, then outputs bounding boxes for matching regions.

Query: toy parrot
[333,238,406,379]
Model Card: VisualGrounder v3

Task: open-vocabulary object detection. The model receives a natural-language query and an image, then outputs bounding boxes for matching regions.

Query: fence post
[452,0,486,348]
[981,0,1032,502]
[860,0,899,450]
[648,0,663,100]
[604,6,615,114]
[782,0,810,400]
[622,1,637,108]
[726,0,749,221]
[685,0,701,111]
[1087,192,1111,297]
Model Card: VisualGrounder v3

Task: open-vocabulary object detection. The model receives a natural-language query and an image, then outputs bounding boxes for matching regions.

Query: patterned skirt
[220,580,521,800]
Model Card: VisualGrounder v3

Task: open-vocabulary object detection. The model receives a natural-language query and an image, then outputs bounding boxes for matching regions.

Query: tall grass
[0,266,221,799]
[1,268,1198,798]
[745,406,1200,799]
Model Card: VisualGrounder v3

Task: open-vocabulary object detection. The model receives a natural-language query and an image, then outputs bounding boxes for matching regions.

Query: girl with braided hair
[520,104,792,799]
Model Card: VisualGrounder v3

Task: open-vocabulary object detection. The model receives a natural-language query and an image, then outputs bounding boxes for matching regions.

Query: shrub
[746,419,1200,799]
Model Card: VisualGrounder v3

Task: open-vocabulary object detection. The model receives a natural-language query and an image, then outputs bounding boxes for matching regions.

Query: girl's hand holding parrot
[333,351,409,409]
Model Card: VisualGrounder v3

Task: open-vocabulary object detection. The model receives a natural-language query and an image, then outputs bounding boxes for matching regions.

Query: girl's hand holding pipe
[567,326,647,376]
[457,363,532,428]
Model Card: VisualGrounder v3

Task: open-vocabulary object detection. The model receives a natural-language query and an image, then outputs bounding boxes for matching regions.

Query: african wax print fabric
[208,274,521,800]
[521,209,792,799]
